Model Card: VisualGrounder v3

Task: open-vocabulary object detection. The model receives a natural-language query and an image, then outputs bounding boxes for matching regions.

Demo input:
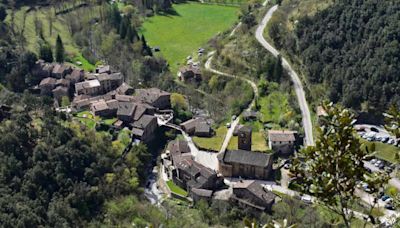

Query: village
[29,58,304,215]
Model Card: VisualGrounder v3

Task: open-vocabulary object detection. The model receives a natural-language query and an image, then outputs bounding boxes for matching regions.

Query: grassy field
[141,2,239,73]
[7,6,96,70]
[193,126,227,151]
[361,140,400,164]
[227,131,269,152]
[259,91,293,125]
[167,180,187,196]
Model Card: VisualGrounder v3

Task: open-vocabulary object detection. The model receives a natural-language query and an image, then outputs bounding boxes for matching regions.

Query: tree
[55,34,65,63]
[384,105,400,139]
[272,55,283,82]
[141,34,152,56]
[291,102,387,227]
[39,43,53,62]
[0,5,7,22]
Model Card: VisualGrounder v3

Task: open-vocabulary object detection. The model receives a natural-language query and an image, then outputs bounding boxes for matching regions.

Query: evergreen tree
[141,34,152,56]
[272,55,283,82]
[39,43,53,62]
[0,6,6,22]
[55,35,65,63]
[119,19,128,39]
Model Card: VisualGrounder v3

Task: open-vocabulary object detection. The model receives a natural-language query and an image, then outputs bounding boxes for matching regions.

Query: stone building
[268,130,297,156]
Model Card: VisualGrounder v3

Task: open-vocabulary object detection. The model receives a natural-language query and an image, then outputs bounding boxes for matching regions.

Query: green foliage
[0,94,148,227]
[55,34,65,63]
[0,5,6,22]
[141,2,238,72]
[166,180,187,196]
[291,102,388,227]
[286,0,400,112]
[384,105,400,139]
[39,43,53,62]
[61,96,70,107]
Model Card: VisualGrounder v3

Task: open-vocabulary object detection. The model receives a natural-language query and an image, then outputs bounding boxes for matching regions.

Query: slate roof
[191,188,213,197]
[52,64,67,74]
[75,79,101,91]
[131,114,156,129]
[233,180,275,205]
[220,150,272,168]
[134,88,170,104]
[117,102,136,117]
[268,130,296,142]
[52,86,68,93]
[91,100,109,112]
[168,140,191,154]
[132,127,144,137]
[39,77,57,86]
[106,99,119,110]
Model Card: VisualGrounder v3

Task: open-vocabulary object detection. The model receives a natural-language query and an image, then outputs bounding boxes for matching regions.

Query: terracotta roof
[268,130,296,142]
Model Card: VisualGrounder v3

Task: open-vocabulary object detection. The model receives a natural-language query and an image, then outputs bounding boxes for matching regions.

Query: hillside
[269,0,400,114]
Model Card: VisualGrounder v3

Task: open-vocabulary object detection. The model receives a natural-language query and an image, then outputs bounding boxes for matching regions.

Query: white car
[226,122,231,128]
[301,195,313,204]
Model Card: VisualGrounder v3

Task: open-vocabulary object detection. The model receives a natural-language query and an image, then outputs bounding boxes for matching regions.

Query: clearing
[141,2,239,73]
[193,126,227,152]
[7,5,96,71]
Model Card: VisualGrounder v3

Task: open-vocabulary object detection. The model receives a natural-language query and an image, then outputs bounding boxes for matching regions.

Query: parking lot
[356,124,399,147]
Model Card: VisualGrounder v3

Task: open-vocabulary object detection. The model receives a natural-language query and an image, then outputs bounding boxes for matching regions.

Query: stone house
[178,64,202,82]
[162,140,223,200]
[90,99,119,117]
[75,79,102,96]
[96,65,111,74]
[231,180,275,212]
[134,88,171,110]
[52,86,69,102]
[52,64,72,78]
[218,150,273,180]
[32,60,53,78]
[39,77,57,95]
[268,130,297,156]
[97,73,123,93]
[130,114,158,142]
[180,118,212,137]
[66,69,84,84]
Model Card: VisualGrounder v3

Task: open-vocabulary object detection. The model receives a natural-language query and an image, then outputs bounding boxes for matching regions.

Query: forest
[270,0,400,115]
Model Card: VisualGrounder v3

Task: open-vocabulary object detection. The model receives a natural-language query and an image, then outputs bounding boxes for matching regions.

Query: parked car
[381,195,390,201]
[283,163,291,169]
[226,122,231,128]
[301,195,313,204]
[231,115,237,121]
[370,127,379,132]
[371,159,377,164]
[385,204,395,210]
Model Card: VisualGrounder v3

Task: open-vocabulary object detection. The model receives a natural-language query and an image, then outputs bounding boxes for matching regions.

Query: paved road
[205,54,258,154]
[255,5,314,146]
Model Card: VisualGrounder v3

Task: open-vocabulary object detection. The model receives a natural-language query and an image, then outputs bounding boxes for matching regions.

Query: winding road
[255,5,314,146]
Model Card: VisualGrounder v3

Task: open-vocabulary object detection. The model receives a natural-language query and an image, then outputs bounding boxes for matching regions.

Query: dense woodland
[270,0,400,115]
